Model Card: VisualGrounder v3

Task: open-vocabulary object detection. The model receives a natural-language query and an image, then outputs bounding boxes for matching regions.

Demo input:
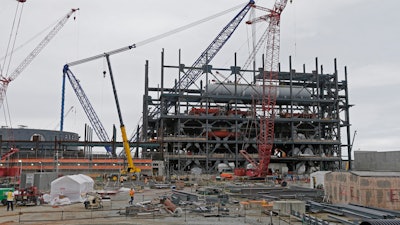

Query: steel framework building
[141,52,351,177]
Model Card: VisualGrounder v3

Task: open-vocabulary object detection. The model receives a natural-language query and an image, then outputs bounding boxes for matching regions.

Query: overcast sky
[1,0,399,157]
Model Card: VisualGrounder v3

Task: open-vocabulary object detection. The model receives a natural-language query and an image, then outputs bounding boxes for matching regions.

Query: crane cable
[134,3,246,48]
[1,1,25,135]
[67,2,246,67]
[1,2,25,79]
[0,20,59,62]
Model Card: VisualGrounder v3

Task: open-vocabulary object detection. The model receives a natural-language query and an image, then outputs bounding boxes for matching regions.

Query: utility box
[0,187,14,205]
[20,172,58,192]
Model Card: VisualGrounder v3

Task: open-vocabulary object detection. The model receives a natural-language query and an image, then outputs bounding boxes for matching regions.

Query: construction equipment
[130,0,257,144]
[64,54,141,174]
[15,186,41,206]
[240,0,289,178]
[1,148,19,160]
[83,193,103,209]
[104,55,141,176]
[62,67,113,156]
[0,8,78,109]
[61,2,252,148]
[61,2,255,172]
[145,0,255,123]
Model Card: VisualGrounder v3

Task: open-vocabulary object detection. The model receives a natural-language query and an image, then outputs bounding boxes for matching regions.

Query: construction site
[0,0,399,225]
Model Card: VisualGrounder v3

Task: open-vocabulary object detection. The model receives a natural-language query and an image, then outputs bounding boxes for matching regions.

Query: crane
[0,8,79,109]
[53,106,74,130]
[61,2,254,163]
[146,0,255,121]
[174,0,254,91]
[214,4,272,85]
[63,57,139,170]
[140,0,255,140]
[61,1,255,174]
[104,54,140,174]
[239,0,289,177]
[62,67,114,156]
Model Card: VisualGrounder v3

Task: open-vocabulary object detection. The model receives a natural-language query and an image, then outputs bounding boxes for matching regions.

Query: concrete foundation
[273,200,306,215]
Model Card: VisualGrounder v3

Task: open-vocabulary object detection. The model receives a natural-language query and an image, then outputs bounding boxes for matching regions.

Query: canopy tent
[50,174,94,203]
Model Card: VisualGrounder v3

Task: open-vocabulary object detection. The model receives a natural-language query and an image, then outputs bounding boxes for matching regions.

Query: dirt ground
[0,185,304,225]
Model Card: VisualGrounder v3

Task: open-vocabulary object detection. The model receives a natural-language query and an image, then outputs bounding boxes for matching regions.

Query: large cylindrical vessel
[206,83,311,99]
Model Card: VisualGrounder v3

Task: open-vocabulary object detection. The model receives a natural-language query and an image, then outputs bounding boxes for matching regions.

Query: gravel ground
[0,185,304,225]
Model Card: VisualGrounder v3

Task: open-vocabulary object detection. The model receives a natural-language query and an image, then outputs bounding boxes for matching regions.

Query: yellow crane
[104,54,141,176]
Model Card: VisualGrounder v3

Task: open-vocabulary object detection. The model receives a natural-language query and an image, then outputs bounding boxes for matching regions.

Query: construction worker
[128,188,135,205]
[120,176,124,186]
[6,190,14,211]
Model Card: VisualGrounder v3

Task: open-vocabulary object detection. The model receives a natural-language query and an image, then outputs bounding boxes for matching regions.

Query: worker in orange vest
[129,188,135,205]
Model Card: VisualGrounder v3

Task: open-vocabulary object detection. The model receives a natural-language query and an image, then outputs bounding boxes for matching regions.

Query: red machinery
[15,186,41,206]
[240,0,289,178]
[0,8,78,109]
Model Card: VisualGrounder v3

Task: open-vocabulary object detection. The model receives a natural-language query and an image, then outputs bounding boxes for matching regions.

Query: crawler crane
[240,0,289,178]
[0,8,78,109]
[63,54,141,176]
[61,1,256,172]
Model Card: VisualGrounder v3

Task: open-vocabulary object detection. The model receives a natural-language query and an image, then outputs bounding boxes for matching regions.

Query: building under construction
[141,53,351,177]
[0,0,352,179]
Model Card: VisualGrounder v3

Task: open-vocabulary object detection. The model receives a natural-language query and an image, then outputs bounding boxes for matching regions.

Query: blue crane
[62,66,114,156]
[60,1,255,156]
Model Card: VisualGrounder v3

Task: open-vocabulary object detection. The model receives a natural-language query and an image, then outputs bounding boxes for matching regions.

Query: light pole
[39,162,42,173]
[18,159,22,187]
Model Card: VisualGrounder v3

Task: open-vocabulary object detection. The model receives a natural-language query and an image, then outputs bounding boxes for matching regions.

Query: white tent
[50,174,94,203]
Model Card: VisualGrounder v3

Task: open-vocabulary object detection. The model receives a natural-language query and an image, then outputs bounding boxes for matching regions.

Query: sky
[0,0,399,158]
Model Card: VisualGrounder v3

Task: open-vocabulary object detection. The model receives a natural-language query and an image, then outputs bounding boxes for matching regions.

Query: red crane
[0,8,78,109]
[240,0,289,178]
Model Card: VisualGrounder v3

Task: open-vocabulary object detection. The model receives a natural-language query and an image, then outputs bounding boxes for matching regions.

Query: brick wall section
[324,172,400,210]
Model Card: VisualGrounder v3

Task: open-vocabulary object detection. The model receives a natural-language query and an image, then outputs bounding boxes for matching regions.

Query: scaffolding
[142,52,351,177]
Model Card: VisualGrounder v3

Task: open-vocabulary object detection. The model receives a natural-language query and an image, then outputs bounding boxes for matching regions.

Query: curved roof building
[0,127,80,158]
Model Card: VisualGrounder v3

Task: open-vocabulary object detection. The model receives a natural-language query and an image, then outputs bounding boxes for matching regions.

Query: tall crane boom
[239,0,288,177]
[257,0,288,177]
[176,0,254,90]
[105,55,140,173]
[147,0,255,120]
[0,8,79,108]
[62,66,113,156]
